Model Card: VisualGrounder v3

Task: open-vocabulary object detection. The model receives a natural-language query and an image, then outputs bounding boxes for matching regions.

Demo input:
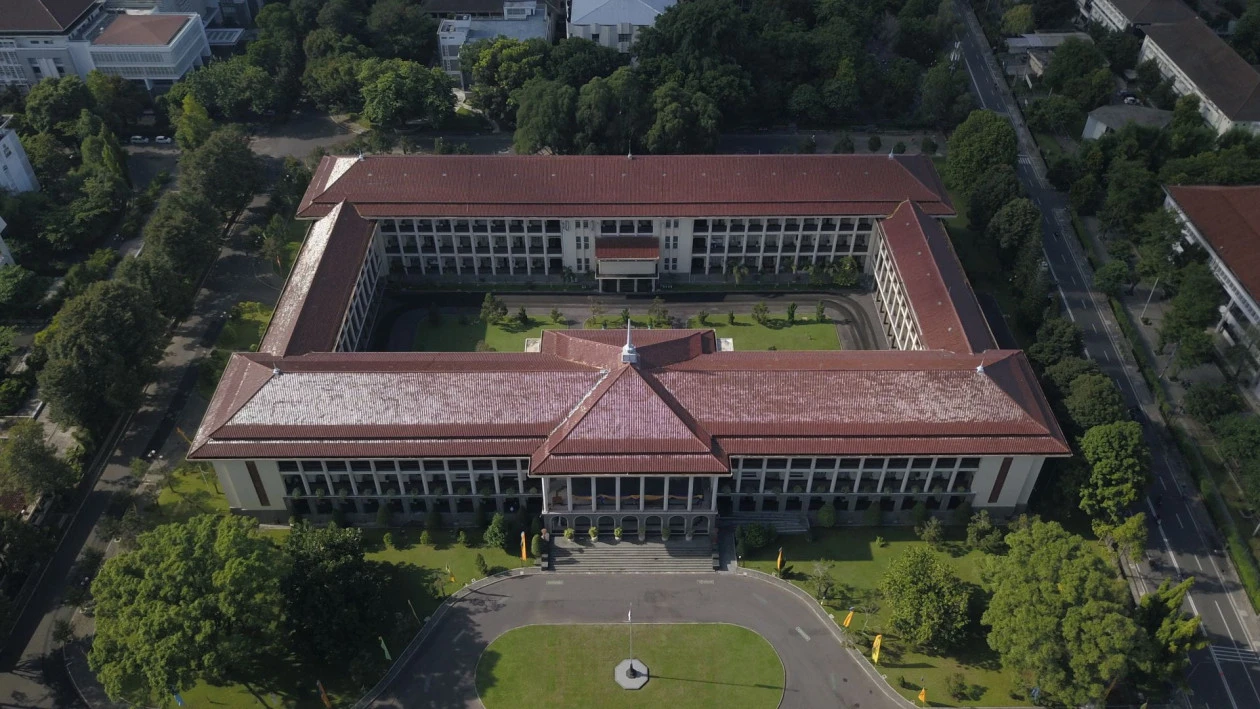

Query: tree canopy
[89,515,285,702]
[0,419,75,500]
[880,546,973,652]
[1079,421,1149,524]
[1064,373,1128,430]
[177,126,263,217]
[945,110,1018,194]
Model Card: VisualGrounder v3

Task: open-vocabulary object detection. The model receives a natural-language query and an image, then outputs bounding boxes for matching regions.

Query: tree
[1027,94,1085,135]
[173,93,213,151]
[1172,329,1215,373]
[0,419,75,499]
[1001,4,1035,35]
[64,248,118,299]
[983,518,1140,707]
[751,301,769,325]
[89,515,284,702]
[21,132,73,195]
[1092,260,1129,297]
[177,126,262,217]
[985,197,1041,263]
[1043,356,1100,396]
[141,191,221,277]
[918,63,974,128]
[648,297,669,326]
[24,75,95,139]
[547,37,627,87]
[1028,317,1083,368]
[37,281,165,430]
[463,37,551,128]
[808,562,837,601]
[359,60,453,127]
[1133,578,1205,695]
[880,547,972,652]
[116,251,193,319]
[0,265,43,313]
[302,52,365,111]
[1159,262,1223,349]
[1044,40,1106,96]
[645,81,721,154]
[367,0,437,62]
[282,522,392,672]
[965,510,1004,553]
[575,66,650,154]
[966,165,1022,231]
[85,70,147,135]
[944,110,1017,194]
[480,292,508,324]
[167,56,277,122]
[1215,413,1260,464]
[483,512,509,549]
[1183,383,1243,424]
[1168,95,1216,158]
[1065,373,1127,430]
[1101,159,1160,233]
[1080,421,1149,524]
[512,79,577,155]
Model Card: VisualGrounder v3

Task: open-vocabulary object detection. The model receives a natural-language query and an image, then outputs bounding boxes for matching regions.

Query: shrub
[893,141,906,154]
[474,553,489,576]
[614,526,624,539]
[947,672,968,700]
[483,513,508,549]
[966,510,1004,553]
[530,533,543,557]
[864,504,883,526]
[950,499,973,526]
[376,505,391,528]
[921,136,938,154]
[588,526,599,541]
[425,508,441,532]
[383,532,395,549]
[815,301,826,323]
[916,517,944,544]
[697,309,710,325]
[529,516,542,536]
[457,530,471,547]
[833,133,855,153]
[419,529,433,546]
[867,135,882,152]
[661,528,671,541]
[728,311,736,325]
[787,302,797,324]
[875,535,887,547]
[737,522,776,550]
[816,502,836,528]
[564,527,576,540]
[550,307,563,324]
[910,500,929,525]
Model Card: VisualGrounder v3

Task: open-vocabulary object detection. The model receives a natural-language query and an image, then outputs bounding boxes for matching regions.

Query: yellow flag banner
[843,610,854,628]
[918,687,927,704]
[520,531,528,561]
[872,634,883,664]
[776,547,784,572]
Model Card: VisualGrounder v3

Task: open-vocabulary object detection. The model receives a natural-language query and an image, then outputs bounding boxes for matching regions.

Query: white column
[616,477,622,511]
[640,476,645,511]
[711,479,718,511]
[589,476,596,511]
[687,477,694,511]
[758,470,767,494]
[420,473,430,495]
[493,472,502,495]
[663,476,671,510]
[566,479,573,512]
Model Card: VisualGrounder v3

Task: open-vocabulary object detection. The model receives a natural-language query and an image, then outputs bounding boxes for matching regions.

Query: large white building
[1138,18,1260,135]
[0,0,210,92]
[0,115,39,195]
[1074,0,1193,32]
[566,0,675,52]
[188,155,1069,536]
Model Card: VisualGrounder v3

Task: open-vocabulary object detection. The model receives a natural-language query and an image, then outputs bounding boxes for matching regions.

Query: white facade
[1165,193,1260,346]
[0,5,209,91]
[1076,0,1130,31]
[0,116,39,195]
[566,0,675,52]
[1137,37,1240,134]
[0,216,13,267]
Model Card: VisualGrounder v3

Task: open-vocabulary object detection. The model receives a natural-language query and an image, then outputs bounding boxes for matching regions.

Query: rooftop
[569,0,675,26]
[297,154,955,219]
[1109,0,1195,25]
[466,12,549,43]
[420,0,511,14]
[1086,104,1175,130]
[90,12,191,46]
[0,0,97,33]
[1142,18,1260,122]
[1166,185,1260,302]
[190,330,1069,467]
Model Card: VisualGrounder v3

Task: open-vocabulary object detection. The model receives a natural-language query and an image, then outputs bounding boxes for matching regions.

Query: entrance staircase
[550,537,716,573]
[724,511,810,534]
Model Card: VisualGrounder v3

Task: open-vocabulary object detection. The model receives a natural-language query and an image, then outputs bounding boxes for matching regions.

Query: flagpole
[629,604,634,661]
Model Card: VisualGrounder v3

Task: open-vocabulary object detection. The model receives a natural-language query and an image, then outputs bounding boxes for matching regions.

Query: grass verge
[743,527,1027,707]
[687,313,841,350]
[412,317,566,352]
[196,301,274,399]
[476,624,784,709]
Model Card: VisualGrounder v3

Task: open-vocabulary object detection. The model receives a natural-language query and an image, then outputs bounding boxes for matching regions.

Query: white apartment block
[438,1,551,84]
[1073,0,1193,31]
[566,0,675,52]
[0,115,39,195]
[0,217,14,267]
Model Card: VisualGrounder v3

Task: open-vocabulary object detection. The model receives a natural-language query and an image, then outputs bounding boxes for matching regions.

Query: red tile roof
[190,330,1070,469]
[1167,185,1260,302]
[92,13,190,46]
[594,236,659,259]
[259,203,376,357]
[0,0,95,33]
[296,154,955,219]
[881,201,996,353]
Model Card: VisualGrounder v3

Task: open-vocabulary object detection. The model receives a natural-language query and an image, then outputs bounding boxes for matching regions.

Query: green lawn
[196,301,274,399]
[151,463,226,524]
[477,624,783,709]
[364,528,529,616]
[412,317,566,352]
[687,313,840,350]
[279,220,308,275]
[743,527,1028,707]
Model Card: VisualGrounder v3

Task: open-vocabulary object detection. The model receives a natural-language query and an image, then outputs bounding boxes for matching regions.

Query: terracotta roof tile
[296,154,954,219]
[0,0,95,33]
[1167,185,1260,302]
[881,201,996,353]
[91,13,190,46]
[594,236,660,259]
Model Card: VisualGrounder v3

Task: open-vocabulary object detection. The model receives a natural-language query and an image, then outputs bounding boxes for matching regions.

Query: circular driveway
[368,572,909,708]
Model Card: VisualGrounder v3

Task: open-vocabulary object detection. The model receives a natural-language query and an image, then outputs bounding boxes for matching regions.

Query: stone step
[549,538,717,573]
[724,512,810,534]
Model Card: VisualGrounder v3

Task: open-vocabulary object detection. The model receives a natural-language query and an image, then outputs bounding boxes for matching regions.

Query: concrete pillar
[566,479,573,512]
[421,473,431,495]
[711,479,718,511]
[758,470,766,494]
[589,476,596,511]
[639,476,645,511]
[493,473,501,495]
[541,477,550,514]
[616,477,622,511]
[663,476,671,511]
[687,477,694,511]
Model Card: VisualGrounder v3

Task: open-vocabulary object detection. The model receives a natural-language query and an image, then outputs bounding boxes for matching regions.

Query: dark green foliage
[735,522,776,550]
[1028,317,1084,368]
[1184,383,1244,424]
[881,547,971,652]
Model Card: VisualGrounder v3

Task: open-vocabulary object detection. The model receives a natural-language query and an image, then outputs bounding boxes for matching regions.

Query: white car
[129,135,150,144]
[155,135,172,144]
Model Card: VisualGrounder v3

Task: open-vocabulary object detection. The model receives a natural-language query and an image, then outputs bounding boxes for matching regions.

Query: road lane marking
[697,579,714,585]
[546,580,564,585]
[1159,475,1167,490]
[795,626,812,641]
[1148,498,1181,574]
[1101,348,1111,363]
[1191,595,1241,709]
[1091,323,1098,333]
[752,593,768,605]
[1175,512,1185,529]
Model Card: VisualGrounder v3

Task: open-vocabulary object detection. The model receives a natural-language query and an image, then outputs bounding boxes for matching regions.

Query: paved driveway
[370,572,907,709]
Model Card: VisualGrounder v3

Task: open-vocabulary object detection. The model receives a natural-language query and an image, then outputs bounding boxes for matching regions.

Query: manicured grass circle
[476,623,784,708]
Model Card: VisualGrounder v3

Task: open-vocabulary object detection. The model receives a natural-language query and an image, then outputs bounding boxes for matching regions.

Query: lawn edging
[734,568,918,709]
[352,567,540,709]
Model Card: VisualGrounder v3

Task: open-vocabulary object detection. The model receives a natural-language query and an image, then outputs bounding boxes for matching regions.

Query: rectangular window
[300,461,322,472]
[278,461,299,472]
[325,461,347,472]
[423,460,445,472]
[399,460,421,471]
[350,460,372,472]
[618,33,632,42]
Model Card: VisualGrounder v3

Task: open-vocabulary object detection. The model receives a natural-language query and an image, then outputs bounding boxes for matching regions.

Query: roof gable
[0,0,96,33]
[1167,185,1260,302]
[570,0,675,25]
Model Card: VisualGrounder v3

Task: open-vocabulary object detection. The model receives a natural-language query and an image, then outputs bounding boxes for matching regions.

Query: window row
[379,218,563,234]
[693,234,869,253]
[277,458,530,473]
[381,233,564,254]
[694,217,874,233]
[733,456,982,472]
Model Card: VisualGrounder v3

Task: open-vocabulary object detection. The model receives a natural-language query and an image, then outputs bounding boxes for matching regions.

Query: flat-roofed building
[189,155,1069,535]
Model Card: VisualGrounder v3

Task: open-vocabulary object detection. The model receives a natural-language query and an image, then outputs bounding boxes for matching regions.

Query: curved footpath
[366,571,909,709]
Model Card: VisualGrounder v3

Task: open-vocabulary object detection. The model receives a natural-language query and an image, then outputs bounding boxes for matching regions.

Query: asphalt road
[955,3,1260,705]
[369,572,907,709]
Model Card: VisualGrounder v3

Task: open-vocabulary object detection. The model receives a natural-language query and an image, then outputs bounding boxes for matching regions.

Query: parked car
[1123,96,1140,106]
[129,135,150,144]
[155,135,172,144]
